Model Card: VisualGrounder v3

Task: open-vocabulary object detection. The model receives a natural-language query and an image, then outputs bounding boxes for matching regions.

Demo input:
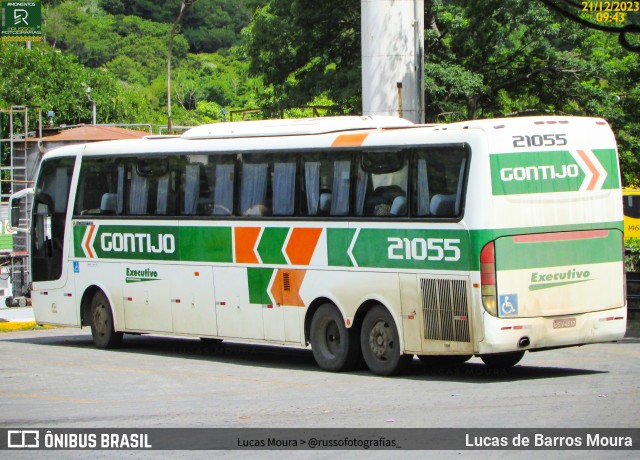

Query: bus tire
[360,305,412,376]
[480,351,524,369]
[90,290,123,349]
[418,354,472,366]
[310,304,360,372]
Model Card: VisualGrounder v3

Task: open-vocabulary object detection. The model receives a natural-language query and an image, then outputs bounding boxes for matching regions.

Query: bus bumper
[478,306,627,355]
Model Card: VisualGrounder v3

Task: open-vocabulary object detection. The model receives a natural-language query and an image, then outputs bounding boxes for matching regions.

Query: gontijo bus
[10,115,626,375]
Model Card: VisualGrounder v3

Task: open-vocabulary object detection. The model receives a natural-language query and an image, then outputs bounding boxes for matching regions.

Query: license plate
[553,318,576,329]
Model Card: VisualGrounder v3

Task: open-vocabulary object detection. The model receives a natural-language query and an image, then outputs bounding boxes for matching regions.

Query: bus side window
[213,162,235,216]
[357,151,408,217]
[122,157,173,217]
[156,175,170,215]
[182,154,237,217]
[75,158,122,216]
[624,194,640,219]
[301,154,352,217]
[415,159,430,216]
[183,163,201,215]
[414,147,468,218]
[240,161,269,216]
[330,160,351,216]
[303,161,321,216]
[129,168,149,215]
[272,161,296,216]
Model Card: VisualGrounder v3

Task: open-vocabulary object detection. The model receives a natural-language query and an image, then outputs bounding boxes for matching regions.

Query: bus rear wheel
[480,351,524,369]
[90,291,123,349]
[360,305,412,376]
[310,304,360,372]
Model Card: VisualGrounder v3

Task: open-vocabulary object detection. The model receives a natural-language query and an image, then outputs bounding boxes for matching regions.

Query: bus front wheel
[360,305,412,376]
[90,291,123,349]
[310,304,360,372]
[480,351,524,369]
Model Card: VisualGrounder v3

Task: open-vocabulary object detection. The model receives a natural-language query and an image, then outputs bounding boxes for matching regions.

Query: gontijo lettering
[500,164,579,181]
[101,233,175,254]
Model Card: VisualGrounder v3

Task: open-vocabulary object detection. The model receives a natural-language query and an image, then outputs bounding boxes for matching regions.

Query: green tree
[426,0,640,182]
[44,2,189,85]
[0,43,149,125]
[244,0,639,182]
[101,0,266,53]
[244,0,361,112]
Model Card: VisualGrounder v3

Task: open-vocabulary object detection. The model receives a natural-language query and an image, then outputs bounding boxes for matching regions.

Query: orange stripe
[331,132,370,147]
[270,269,306,307]
[84,225,96,259]
[576,149,600,191]
[285,228,322,265]
[234,227,261,264]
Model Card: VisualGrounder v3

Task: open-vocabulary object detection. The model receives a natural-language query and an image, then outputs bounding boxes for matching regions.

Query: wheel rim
[368,320,393,361]
[324,320,341,356]
[93,304,108,336]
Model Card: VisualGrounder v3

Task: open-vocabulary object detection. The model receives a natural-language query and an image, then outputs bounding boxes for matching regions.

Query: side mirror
[8,187,34,233]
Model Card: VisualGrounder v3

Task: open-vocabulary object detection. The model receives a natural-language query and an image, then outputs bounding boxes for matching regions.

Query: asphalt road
[0,327,638,459]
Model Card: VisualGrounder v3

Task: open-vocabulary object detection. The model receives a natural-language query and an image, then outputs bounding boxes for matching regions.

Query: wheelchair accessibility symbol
[499,294,518,317]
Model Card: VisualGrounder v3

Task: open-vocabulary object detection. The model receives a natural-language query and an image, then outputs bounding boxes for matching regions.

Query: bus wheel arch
[307,301,361,372]
[80,285,102,327]
[86,288,123,349]
[304,297,336,346]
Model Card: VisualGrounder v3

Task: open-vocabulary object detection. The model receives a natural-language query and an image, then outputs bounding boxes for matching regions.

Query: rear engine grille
[420,278,471,342]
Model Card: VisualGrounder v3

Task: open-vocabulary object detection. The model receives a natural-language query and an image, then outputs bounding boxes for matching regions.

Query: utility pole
[361,0,425,123]
[167,0,198,133]
[86,87,96,125]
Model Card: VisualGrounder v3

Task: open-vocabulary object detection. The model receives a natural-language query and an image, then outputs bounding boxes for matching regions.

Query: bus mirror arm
[8,187,34,233]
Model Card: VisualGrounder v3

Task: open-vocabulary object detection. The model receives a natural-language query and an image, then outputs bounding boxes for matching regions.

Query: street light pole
[167,0,198,133]
[86,87,96,125]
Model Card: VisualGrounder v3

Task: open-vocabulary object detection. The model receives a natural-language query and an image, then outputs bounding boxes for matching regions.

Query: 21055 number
[387,237,461,261]
[512,134,567,148]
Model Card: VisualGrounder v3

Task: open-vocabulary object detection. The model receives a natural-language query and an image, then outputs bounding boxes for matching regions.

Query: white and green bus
[10,115,626,375]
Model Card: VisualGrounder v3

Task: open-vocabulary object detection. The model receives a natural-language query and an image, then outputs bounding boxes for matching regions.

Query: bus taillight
[480,241,498,316]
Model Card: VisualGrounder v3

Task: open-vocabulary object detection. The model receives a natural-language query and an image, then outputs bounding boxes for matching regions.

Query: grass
[0,321,54,333]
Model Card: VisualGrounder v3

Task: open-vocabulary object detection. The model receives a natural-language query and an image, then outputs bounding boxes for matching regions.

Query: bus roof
[40,115,615,159]
[180,116,416,139]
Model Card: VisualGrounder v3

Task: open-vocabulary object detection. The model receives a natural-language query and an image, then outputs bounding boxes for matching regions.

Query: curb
[0,321,39,332]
